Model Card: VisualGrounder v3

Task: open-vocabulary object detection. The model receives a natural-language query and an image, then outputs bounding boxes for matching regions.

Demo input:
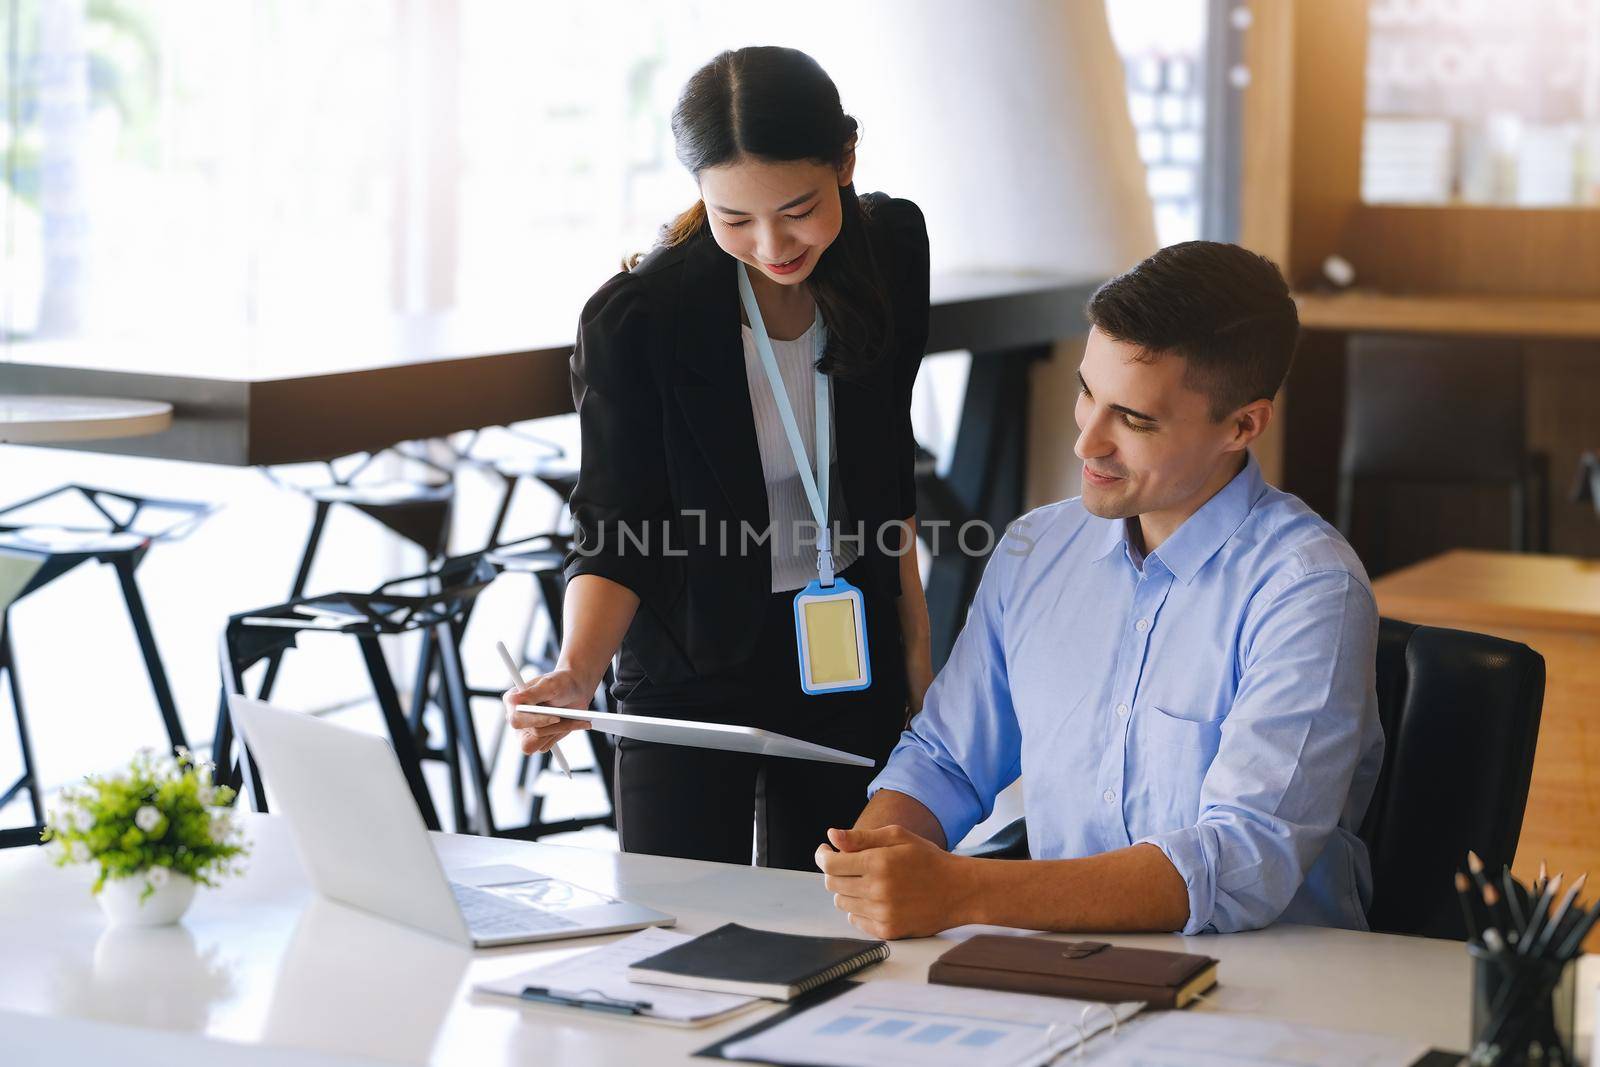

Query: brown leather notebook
[928,936,1218,1009]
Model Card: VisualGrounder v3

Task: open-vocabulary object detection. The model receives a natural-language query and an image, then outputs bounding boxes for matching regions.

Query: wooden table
[0,812,1503,1066]
[1373,549,1600,949]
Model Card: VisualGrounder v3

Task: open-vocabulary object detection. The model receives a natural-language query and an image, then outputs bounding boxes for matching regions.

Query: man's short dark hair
[1085,241,1299,421]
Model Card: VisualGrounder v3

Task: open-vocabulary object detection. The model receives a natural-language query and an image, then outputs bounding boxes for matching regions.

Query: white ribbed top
[741,321,858,592]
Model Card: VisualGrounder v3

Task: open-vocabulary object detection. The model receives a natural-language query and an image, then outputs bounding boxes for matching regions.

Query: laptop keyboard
[450,882,580,938]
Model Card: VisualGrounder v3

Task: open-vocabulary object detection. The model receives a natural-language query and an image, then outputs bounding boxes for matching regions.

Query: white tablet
[513,706,875,768]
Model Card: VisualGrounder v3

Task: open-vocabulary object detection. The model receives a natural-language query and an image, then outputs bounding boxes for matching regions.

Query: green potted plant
[41,747,250,926]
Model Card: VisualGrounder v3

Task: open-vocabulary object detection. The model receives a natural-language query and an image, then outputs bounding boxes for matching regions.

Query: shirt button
[1116,703,1129,717]
[1102,789,1117,804]
[1134,617,1150,633]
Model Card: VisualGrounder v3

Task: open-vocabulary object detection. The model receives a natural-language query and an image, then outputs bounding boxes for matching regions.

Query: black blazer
[563,193,930,685]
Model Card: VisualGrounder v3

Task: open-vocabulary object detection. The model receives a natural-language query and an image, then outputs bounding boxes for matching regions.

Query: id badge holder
[792,576,872,695]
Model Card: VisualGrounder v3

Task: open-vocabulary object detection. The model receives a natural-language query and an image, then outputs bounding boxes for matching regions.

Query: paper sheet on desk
[1076,1012,1428,1066]
[474,928,759,1026]
[721,979,1143,1067]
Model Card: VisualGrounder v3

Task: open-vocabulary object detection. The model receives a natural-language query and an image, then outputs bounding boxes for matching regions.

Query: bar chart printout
[720,980,1144,1067]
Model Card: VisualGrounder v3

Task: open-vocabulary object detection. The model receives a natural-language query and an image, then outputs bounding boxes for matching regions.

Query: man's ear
[837,148,857,188]
[1225,397,1274,452]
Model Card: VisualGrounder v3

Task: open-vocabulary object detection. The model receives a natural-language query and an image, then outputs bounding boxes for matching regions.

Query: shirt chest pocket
[1126,705,1224,833]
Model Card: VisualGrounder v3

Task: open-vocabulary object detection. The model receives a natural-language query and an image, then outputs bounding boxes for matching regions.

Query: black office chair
[1337,334,1549,576]
[1573,450,1600,521]
[963,618,1545,941]
[1361,619,1543,938]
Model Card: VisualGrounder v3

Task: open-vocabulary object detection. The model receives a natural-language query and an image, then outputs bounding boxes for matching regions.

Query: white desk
[0,814,1518,1065]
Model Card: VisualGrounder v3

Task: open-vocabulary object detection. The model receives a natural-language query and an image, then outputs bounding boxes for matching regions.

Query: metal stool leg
[214,629,267,811]
[436,660,468,834]
[111,554,190,754]
[1,616,44,831]
[405,628,433,743]
[434,622,495,836]
[256,500,332,703]
[354,635,443,832]
[210,686,239,792]
[238,743,268,814]
[484,470,519,551]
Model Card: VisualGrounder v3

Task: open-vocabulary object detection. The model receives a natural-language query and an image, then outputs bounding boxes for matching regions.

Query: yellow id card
[793,578,871,695]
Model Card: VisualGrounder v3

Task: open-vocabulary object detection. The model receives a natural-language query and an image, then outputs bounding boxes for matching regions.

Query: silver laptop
[227,695,675,947]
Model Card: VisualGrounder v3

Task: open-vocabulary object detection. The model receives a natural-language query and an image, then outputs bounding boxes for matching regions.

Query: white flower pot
[97,872,196,927]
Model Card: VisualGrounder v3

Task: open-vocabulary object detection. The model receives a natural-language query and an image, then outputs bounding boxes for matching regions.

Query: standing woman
[504,46,932,870]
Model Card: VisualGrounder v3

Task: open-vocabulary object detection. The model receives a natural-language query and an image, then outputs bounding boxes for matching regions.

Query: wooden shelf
[1294,290,1600,340]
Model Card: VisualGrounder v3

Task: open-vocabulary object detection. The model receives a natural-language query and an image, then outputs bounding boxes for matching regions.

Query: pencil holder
[1467,944,1576,1066]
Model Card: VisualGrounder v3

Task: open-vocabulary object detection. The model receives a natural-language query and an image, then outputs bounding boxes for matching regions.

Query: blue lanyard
[736,263,834,586]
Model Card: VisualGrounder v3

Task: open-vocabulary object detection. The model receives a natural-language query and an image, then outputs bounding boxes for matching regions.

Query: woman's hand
[502,668,598,755]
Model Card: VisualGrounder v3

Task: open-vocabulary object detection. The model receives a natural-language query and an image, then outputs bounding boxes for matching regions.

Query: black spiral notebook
[627,923,889,1001]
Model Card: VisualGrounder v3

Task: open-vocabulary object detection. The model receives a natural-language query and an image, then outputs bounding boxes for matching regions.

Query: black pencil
[1456,871,1480,944]
[1520,873,1563,955]
[1467,851,1493,903]
[1480,881,1504,939]
[1501,866,1527,937]
[1555,898,1600,960]
[1531,873,1586,958]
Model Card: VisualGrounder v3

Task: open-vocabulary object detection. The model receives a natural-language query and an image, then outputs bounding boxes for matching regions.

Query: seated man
[817,241,1384,939]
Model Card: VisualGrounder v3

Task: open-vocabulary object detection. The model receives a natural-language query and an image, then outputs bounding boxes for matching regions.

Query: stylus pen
[520,986,651,1015]
[496,641,572,779]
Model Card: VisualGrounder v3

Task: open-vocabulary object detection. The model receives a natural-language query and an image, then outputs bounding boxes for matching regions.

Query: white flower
[146,866,170,888]
[135,805,162,833]
[198,785,216,805]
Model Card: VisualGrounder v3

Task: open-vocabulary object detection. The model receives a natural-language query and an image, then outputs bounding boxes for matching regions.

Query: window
[1106,0,1211,245]
[2,1,1196,357]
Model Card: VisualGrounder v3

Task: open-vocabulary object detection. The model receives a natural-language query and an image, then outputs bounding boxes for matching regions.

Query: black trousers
[613,566,908,871]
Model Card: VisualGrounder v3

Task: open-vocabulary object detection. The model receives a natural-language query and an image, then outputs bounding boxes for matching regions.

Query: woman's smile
[764,250,809,275]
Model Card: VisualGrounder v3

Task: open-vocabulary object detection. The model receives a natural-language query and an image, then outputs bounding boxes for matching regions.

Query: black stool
[0,486,215,846]
[1337,335,1550,576]
[252,446,456,710]
[212,552,501,835]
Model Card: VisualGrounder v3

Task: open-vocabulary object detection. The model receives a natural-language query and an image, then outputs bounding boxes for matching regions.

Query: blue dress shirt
[871,454,1385,935]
